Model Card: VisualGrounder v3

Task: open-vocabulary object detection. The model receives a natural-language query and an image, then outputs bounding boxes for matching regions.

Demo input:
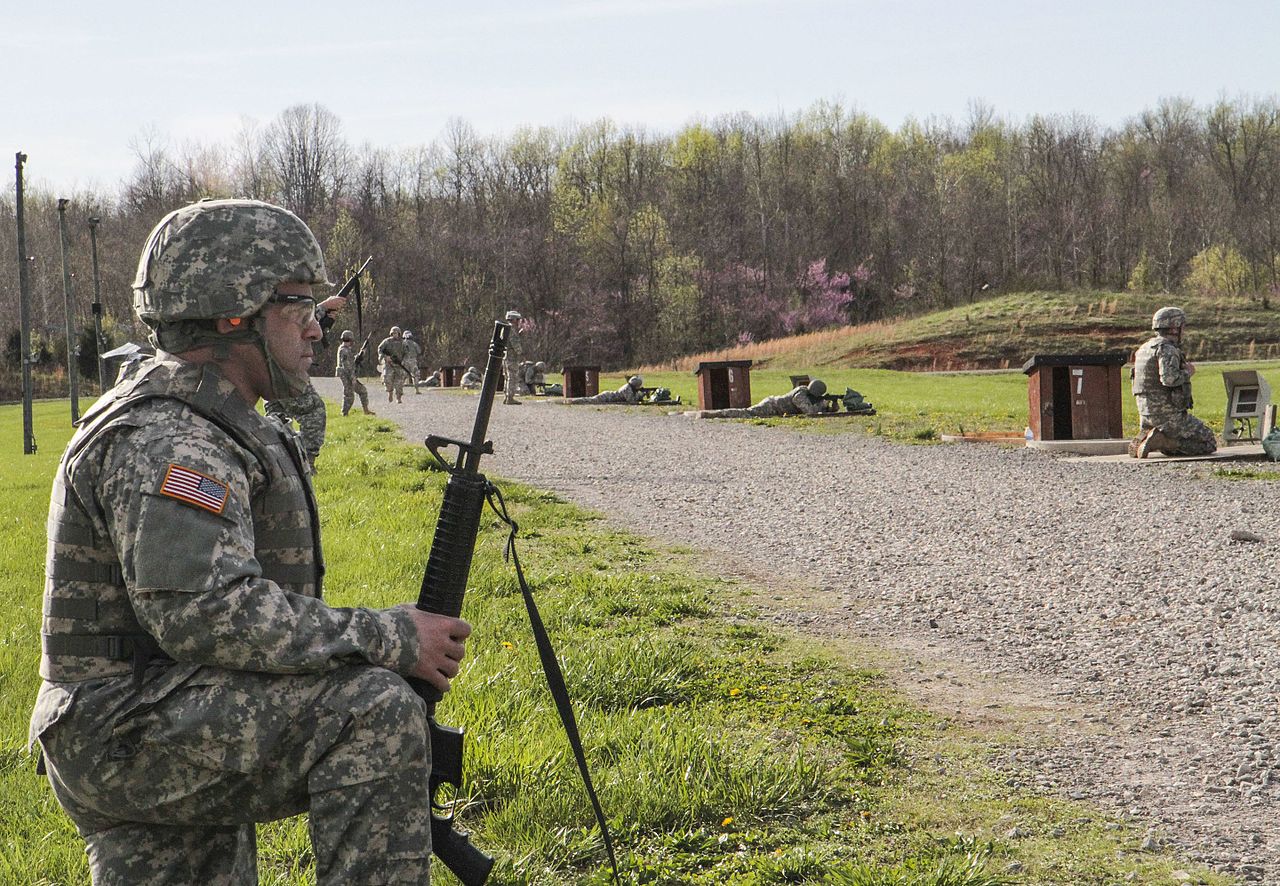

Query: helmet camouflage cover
[133,198,328,324]
[628,375,643,387]
[1151,306,1186,330]
[806,378,827,397]
[340,329,354,341]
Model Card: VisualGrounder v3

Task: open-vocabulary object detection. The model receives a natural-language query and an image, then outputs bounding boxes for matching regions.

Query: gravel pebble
[323,381,1280,880]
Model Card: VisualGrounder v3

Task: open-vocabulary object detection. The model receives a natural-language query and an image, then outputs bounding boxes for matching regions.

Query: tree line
[3,96,1279,379]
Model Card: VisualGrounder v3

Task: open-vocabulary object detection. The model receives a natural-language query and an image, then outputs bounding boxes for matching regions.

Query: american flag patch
[159,464,229,515]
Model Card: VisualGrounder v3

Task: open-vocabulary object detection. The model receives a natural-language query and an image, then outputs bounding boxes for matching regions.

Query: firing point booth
[695,360,753,411]
[1022,353,1127,443]
[438,365,467,387]
[562,365,600,399]
[1222,370,1272,442]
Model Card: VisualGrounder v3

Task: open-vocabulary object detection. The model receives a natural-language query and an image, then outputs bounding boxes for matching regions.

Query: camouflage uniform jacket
[402,339,422,365]
[1132,333,1192,417]
[31,355,418,741]
[335,340,360,375]
[377,335,406,364]
[758,386,826,416]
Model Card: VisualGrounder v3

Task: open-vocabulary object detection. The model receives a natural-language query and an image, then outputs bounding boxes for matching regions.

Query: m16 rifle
[319,256,371,345]
[412,321,618,885]
[353,333,374,371]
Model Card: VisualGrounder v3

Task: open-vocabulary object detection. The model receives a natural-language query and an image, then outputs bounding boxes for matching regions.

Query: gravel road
[316,380,1280,881]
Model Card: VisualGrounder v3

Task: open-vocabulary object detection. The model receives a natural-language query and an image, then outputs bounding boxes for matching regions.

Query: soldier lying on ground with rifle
[28,199,471,884]
[702,377,832,418]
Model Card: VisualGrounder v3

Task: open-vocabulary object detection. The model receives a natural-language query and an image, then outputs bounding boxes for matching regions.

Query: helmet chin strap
[251,315,311,400]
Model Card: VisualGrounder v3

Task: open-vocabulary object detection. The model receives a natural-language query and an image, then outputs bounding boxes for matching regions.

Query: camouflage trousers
[35,664,432,884]
[403,359,420,392]
[567,391,631,405]
[1137,405,1218,456]
[502,360,519,402]
[264,385,327,461]
[382,366,406,399]
[337,367,370,415]
[701,401,788,418]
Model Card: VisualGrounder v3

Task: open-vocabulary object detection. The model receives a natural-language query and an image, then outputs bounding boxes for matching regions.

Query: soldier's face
[264,283,322,386]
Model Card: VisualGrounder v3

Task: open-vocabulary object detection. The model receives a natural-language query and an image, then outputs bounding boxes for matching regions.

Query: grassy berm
[656,290,1280,372]
[0,400,1233,884]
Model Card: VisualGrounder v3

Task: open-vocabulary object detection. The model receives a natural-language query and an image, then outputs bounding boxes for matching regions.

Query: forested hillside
[4,96,1280,378]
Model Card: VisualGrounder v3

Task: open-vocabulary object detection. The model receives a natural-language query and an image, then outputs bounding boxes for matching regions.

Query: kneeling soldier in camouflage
[1129,306,1218,458]
[28,199,470,884]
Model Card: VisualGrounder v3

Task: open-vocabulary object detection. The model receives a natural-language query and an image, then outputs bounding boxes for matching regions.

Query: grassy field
[0,398,1236,885]
[580,360,1280,444]
[641,290,1280,372]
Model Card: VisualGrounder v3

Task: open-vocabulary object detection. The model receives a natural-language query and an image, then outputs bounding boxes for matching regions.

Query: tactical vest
[1132,336,1167,395]
[1132,335,1188,411]
[41,357,324,683]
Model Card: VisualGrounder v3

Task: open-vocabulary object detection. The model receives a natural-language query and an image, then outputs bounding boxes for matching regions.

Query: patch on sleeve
[159,464,230,515]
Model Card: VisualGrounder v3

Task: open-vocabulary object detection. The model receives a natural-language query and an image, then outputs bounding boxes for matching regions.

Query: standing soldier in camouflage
[401,329,423,394]
[701,378,832,418]
[27,199,470,884]
[502,310,522,405]
[377,325,407,403]
[1129,306,1218,458]
[335,329,374,416]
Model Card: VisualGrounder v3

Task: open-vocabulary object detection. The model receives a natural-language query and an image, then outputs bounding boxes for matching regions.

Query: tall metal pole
[57,198,80,422]
[87,216,108,390]
[15,152,36,454]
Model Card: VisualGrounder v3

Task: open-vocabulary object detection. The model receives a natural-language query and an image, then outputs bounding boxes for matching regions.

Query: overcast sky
[6,0,1280,194]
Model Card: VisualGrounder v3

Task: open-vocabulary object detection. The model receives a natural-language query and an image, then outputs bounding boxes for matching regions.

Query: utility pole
[87,216,108,390]
[57,198,80,422]
[15,152,36,454]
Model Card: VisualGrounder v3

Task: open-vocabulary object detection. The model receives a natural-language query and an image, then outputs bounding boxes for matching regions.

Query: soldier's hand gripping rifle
[412,321,619,885]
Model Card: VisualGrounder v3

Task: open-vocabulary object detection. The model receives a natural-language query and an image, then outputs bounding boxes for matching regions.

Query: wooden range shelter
[562,365,600,398]
[1022,353,1127,441]
[695,360,753,410]
[439,365,467,387]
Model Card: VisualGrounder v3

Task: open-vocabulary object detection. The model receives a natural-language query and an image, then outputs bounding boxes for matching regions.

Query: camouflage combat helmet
[390,325,402,335]
[505,310,522,321]
[1151,306,1186,331]
[340,329,354,341]
[133,198,328,324]
[628,375,643,387]
[403,330,413,338]
[534,361,546,371]
[807,378,827,397]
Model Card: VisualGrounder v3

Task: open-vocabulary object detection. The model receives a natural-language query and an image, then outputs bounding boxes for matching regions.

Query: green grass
[0,399,1235,884]
[586,360,1280,445]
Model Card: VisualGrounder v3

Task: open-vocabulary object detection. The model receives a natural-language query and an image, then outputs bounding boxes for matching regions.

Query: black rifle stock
[411,321,510,886]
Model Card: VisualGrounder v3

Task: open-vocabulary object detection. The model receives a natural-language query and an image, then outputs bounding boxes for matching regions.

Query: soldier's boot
[363,407,376,415]
[503,396,521,405]
[1137,428,1174,459]
[387,392,394,403]
[1127,432,1147,458]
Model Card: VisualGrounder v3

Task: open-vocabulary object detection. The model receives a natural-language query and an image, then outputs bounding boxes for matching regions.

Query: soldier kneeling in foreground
[29,198,470,884]
[703,377,832,418]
